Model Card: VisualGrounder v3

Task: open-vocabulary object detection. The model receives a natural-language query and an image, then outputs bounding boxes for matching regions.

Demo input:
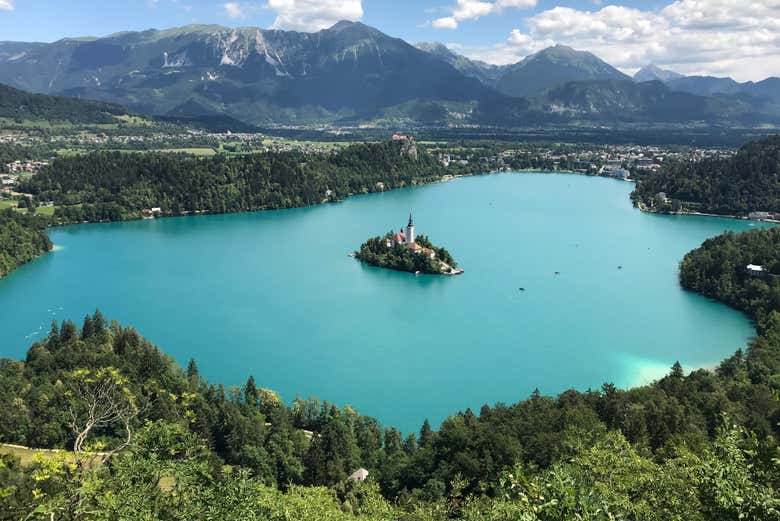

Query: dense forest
[0,83,128,124]
[1,290,778,518]
[19,141,456,223]
[632,135,780,215]
[355,234,458,274]
[681,227,780,323]
[0,209,52,279]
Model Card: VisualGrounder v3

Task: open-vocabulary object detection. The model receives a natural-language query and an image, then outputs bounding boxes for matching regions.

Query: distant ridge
[634,64,684,83]
[415,42,506,87]
[495,45,631,98]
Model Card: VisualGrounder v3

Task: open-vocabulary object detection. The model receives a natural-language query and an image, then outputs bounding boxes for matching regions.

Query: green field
[152,147,217,156]
[35,205,56,216]
[55,147,217,157]
[0,199,18,210]
[259,138,355,149]
[0,444,74,466]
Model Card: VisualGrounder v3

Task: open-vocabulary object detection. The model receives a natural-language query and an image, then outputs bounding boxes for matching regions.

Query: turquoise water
[0,173,771,433]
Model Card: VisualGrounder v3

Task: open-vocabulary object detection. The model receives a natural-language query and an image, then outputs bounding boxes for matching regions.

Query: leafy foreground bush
[2,419,777,520]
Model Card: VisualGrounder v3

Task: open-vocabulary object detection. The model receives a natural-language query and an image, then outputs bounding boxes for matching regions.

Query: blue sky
[0,0,778,81]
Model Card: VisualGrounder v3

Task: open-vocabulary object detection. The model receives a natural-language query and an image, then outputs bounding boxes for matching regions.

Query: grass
[259,138,353,149]
[35,205,57,216]
[114,114,154,126]
[0,199,17,210]
[56,147,218,157]
[0,443,110,469]
[0,443,76,466]
[151,147,217,156]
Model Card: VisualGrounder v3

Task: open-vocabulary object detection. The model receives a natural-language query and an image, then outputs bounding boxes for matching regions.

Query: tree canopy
[680,226,780,323]
[20,141,450,224]
[0,209,51,279]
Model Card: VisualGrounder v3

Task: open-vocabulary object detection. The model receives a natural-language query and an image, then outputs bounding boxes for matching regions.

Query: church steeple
[406,213,416,245]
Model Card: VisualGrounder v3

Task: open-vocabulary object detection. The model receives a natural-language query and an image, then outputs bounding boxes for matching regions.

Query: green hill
[0,82,128,124]
[681,227,780,323]
[0,209,52,279]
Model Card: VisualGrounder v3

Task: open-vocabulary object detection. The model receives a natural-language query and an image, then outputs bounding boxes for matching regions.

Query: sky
[0,0,778,81]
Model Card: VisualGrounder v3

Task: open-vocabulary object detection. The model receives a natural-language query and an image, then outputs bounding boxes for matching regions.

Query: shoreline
[7,169,774,284]
[636,202,780,224]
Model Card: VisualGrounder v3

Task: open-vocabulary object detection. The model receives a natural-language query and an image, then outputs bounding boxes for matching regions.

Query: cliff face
[400,138,418,160]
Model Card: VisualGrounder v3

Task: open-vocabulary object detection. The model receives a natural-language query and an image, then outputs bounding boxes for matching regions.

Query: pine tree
[60,320,77,342]
[384,428,403,455]
[244,375,259,407]
[81,314,95,339]
[187,358,199,379]
[403,433,418,454]
[420,419,433,447]
[92,309,106,333]
[46,320,60,350]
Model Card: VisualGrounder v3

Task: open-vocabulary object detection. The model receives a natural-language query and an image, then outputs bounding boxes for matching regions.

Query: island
[355,214,463,275]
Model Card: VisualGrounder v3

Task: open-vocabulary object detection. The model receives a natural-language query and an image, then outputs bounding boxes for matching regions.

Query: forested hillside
[0,209,52,279]
[681,227,780,323]
[19,141,453,223]
[0,83,128,124]
[632,135,780,215]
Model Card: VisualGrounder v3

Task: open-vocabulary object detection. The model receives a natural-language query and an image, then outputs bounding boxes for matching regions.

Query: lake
[0,173,771,433]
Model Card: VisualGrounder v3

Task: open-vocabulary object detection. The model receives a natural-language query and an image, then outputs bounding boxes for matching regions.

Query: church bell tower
[406,213,415,245]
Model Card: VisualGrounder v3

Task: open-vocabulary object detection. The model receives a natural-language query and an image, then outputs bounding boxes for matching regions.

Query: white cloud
[431,0,536,30]
[223,2,245,18]
[0,0,14,10]
[432,17,457,30]
[463,0,780,81]
[267,0,363,32]
[495,0,536,7]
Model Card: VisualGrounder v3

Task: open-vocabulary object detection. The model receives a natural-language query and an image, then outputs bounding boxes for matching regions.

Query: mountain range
[0,21,778,128]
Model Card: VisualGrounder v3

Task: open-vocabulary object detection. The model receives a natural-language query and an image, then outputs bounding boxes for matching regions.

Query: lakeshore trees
[680,227,780,323]
[0,209,52,279]
[19,141,452,224]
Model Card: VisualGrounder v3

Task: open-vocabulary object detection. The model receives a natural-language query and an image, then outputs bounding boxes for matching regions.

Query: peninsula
[355,214,463,275]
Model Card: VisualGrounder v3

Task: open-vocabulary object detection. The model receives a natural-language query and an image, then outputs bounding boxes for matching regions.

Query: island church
[386,214,436,259]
